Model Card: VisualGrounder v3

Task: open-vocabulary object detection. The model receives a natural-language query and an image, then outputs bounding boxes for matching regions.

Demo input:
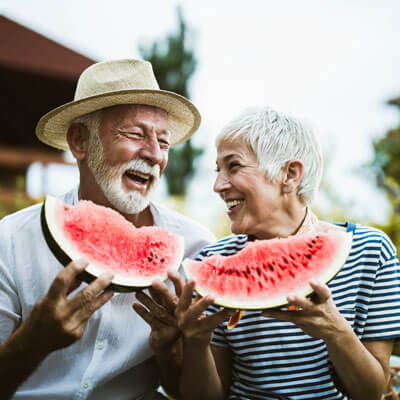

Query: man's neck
[123,205,154,228]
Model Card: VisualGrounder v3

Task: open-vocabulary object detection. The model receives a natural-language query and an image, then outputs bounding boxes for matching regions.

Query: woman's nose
[213,171,231,193]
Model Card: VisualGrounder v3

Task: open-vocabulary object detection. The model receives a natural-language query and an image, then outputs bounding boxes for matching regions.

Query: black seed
[283,258,288,264]
[257,268,261,276]
[308,243,313,248]
[148,257,153,262]
[306,254,312,259]
[269,265,274,272]
[312,239,316,244]
[160,258,165,263]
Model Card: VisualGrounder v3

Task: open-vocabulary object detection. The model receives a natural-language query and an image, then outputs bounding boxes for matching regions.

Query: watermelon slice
[41,195,184,292]
[182,231,352,309]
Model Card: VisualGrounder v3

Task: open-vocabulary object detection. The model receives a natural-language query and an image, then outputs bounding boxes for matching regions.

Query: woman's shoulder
[199,234,248,257]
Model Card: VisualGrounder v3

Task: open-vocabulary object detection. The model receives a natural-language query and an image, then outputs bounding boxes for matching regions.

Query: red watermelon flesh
[182,231,352,309]
[42,195,184,290]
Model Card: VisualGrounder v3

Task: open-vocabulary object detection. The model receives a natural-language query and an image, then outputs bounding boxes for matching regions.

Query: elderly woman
[135,106,400,400]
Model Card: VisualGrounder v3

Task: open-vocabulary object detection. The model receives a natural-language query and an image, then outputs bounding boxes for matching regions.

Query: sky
[2,0,400,229]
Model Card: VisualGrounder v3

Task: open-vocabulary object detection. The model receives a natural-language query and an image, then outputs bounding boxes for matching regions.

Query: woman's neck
[251,202,311,240]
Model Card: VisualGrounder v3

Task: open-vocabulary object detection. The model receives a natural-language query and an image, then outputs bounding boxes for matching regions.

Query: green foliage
[139,6,203,196]
[368,109,400,250]
[0,176,39,219]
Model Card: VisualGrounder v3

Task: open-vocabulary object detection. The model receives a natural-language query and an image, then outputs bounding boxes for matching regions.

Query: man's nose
[139,136,164,166]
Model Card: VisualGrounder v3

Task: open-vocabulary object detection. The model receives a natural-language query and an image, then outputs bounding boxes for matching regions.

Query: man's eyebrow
[117,123,170,136]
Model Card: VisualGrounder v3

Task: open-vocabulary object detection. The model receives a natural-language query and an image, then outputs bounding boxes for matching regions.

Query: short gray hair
[215,106,323,205]
[72,110,102,135]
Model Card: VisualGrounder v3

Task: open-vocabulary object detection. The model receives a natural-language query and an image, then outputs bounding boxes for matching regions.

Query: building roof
[0,15,95,152]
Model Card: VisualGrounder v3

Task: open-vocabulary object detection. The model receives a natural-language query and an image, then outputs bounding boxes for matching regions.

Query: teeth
[226,199,244,209]
[126,170,151,180]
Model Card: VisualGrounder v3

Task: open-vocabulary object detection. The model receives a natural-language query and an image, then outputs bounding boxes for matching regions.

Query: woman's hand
[133,272,184,354]
[175,280,234,345]
[261,279,352,340]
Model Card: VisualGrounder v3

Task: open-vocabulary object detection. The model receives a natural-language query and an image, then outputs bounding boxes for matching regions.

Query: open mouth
[124,169,153,187]
[226,199,244,212]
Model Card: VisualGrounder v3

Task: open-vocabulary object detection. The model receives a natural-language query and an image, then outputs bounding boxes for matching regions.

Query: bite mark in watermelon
[41,195,184,291]
[182,231,352,309]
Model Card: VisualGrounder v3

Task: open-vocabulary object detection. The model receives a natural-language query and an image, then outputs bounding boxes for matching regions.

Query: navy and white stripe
[198,222,400,399]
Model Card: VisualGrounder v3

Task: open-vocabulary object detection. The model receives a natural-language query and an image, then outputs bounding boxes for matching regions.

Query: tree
[368,97,400,249]
[139,6,203,196]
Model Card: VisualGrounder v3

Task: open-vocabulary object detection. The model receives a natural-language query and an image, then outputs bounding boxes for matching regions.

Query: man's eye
[158,140,170,149]
[120,131,143,138]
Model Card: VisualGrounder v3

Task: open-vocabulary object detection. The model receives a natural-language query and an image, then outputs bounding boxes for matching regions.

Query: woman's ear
[282,160,304,194]
[66,123,90,161]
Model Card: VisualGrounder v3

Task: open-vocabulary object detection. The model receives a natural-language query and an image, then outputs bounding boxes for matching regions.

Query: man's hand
[21,259,114,355]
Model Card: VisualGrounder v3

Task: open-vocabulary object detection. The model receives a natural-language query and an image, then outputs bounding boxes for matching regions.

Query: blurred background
[1,0,400,246]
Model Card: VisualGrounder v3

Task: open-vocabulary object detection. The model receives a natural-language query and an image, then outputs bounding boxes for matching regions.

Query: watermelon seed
[148,257,153,262]
[269,265,274,272]
[289,270,295,278]
[289,254,295,260]
[257,268,261,276]
[306,254,312,259]
[312,239,316,244]
[308,243,313,248]
[160,258,165,263]
[283,257,288,264]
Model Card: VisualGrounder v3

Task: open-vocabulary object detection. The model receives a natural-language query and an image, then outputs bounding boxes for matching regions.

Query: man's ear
[282,160,304,194]
[67,123,90,161]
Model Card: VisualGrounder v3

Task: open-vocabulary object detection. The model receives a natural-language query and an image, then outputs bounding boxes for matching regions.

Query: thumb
[309,280,331,303]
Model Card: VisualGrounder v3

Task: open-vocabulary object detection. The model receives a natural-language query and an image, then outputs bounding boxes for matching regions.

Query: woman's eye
[229,162,240,169]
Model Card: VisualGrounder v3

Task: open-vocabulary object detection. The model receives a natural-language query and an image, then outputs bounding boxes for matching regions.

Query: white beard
[86,131,160,214]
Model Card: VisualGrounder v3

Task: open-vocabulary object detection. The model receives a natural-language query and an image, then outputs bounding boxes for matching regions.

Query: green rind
[40,196,180,292]
[182,232,353,310]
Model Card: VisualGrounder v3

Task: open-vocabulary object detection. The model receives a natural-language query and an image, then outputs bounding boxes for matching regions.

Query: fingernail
[102,271,114,280]
[287,295,295,302]
[76,258,89,268]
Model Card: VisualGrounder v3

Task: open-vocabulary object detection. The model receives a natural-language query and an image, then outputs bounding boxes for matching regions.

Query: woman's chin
[230,222,248,236]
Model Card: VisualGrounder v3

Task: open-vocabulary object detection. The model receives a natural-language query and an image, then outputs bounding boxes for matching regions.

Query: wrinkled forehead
[97,104,170,137]
[216,136,257,164]
[100,104,168,121]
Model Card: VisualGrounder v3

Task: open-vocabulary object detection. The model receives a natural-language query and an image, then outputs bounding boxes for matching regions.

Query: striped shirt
[202,222,400,399]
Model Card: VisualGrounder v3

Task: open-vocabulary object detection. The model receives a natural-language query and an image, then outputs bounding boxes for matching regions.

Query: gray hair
[215,106,323,205]
[72,110,102,136]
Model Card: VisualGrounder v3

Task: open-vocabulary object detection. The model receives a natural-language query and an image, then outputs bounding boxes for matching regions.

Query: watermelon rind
[41,195,184,292]
[182,231,353,310]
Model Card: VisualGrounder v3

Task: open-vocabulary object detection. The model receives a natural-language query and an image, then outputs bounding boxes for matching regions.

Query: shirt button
[97,341,104,350]
[83,381,90,389]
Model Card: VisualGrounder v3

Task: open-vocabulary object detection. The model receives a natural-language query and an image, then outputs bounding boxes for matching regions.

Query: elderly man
[0,59,215,399]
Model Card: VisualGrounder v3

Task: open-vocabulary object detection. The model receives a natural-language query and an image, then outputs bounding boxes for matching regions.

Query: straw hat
[36,59,201,150]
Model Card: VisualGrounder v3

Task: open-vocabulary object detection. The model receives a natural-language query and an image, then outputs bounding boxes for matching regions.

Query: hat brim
[36,89,201,150]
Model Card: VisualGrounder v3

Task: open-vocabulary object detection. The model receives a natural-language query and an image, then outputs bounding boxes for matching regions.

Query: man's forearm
[0,327,48,399]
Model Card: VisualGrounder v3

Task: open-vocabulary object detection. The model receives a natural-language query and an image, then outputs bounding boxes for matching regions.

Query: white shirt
[0,188,216,400]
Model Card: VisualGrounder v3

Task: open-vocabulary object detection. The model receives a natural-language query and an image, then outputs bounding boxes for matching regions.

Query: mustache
[123,158,160,179]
